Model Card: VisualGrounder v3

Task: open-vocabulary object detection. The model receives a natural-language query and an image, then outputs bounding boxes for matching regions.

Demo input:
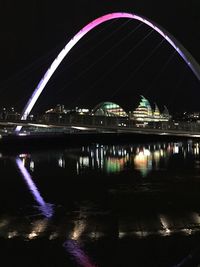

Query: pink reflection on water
[63,240,97,267]
[16,157,53,218]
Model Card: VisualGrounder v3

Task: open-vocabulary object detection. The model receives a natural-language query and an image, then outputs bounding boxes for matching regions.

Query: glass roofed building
[132,96,171,122]
[92,102,128,117]
[132,96,153,121]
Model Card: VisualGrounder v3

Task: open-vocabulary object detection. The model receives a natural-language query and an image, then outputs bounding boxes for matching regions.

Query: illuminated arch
[16,12,200,131]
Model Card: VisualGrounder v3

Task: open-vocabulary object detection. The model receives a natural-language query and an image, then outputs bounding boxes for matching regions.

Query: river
[1,140,200,266]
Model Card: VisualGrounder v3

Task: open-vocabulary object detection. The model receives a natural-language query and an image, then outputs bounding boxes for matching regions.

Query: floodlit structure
[45,104,67,114]
[132,96,171,122]
[92,102,128,117]
[16,12,200,132]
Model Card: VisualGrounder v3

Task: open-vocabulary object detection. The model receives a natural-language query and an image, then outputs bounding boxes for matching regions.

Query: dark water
[1,141,200,266]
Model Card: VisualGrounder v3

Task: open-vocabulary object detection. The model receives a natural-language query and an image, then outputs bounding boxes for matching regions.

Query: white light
[181,228,192,235]
[174,145,179,154]
[159,215,171,236]
[30,161,34,172]
[0,220,8,228]
[58,158,65,168]
[72,126,90,130]
[18,133,27,136]
[76,162,79,175]
[192,212,200,224]
[8,231,18,239]
[143,149,151,156]
[79,156,89,167]
[134,231,149,238]
[28,219,48,239]
[28,123,50,128]
[28,231,37,239]
[119,232,126,238]
[71,220,86,240]
[89,231,104,239]
[49,232,58,240]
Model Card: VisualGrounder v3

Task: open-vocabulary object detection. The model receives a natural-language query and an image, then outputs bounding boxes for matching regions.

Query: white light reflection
[70,220,86,241]
[143,149,151,156]
[27,219,48,240]
[192,212,200,224]
[159,215,171,236]
[89,231,104,239]
[92,158,95,169]
[194,143,200,155]
[75,143,181,176]
[8,231,18,239]
[49,232,58,240]
[0,219,8,229]
[173,144,179,154]
[79,156,89,168]
[28,231,37,239]
[119,231,126,239]
[76,162,79,175]
[181,228,192,235]
[134,231,149,238]
[134,148,152,177]
[58,157,65,168]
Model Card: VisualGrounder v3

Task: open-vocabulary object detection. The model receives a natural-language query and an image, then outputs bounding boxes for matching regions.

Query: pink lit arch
[16,12,200,131]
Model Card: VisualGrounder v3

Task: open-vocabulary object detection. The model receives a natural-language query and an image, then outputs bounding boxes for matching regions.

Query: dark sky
[0,0,200,113]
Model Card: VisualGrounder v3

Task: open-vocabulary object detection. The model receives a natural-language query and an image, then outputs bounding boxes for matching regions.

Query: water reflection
[134,148,152,177]
[63,240,97,267]
[159,215,171,236]
[1,206,200,241]
[70,219,86,240]
[72,142,199,177]
[16,157,54,218]
[1,141,200,266]
[27,219,48,239]
[18,141,200,178]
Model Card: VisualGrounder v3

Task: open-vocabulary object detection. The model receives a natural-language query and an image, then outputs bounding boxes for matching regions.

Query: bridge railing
[1,114,200,134]
[40,114,200,133]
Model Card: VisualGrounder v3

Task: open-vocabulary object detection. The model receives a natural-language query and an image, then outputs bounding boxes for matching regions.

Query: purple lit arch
[16,12,200,131]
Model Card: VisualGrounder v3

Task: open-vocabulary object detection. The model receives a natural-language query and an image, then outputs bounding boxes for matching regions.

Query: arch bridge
[15,12,200,132]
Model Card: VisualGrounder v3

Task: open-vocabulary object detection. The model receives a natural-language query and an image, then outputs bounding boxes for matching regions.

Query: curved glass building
[92,102,128,117]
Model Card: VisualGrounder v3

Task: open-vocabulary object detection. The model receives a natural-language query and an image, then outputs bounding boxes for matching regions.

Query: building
[92,102,128,117]
[131,96,171,123]
[42,98,170,126]
[45,104,67,114]
[0,107,20,121]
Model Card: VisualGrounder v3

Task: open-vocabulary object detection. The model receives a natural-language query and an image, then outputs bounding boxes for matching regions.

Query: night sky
[0,0,200,114]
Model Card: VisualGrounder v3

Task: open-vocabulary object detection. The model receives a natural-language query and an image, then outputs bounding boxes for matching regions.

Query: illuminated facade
[92,102,128,117]
[132,96,152,121]
[132,96,171,122]
[45,104,67,114]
